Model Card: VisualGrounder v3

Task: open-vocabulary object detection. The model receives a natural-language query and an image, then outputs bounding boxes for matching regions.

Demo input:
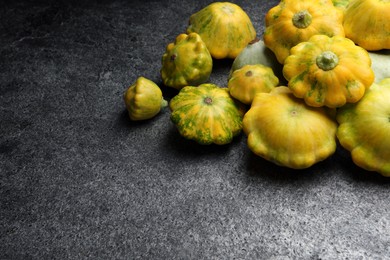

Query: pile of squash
[123,0,390,176]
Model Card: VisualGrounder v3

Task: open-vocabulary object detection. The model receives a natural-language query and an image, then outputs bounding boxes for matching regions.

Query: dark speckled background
[1,0,390,259]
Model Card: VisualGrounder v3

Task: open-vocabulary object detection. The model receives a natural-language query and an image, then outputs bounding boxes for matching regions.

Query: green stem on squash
[161,98,168,108]
[292,10,312,29]
[316,51,339,71]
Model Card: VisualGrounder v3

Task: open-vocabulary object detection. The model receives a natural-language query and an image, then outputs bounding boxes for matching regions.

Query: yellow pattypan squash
[187,2,256,59]
[343,0,390,51]
[228,64,279,105]
[264,0,345,64]
[336,78,390,177]
[243,87,337,169]
[169,83,245,145]
[161,33,212,90]
[123,77,167,121]
[283,35,374,108]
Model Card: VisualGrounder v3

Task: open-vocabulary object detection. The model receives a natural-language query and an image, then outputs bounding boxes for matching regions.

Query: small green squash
[169,83,245,145]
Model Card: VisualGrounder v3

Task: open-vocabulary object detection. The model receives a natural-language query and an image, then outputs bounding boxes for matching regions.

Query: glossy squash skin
[161,33,212,90]
[336,78,390,177]
[243,87,337,169]
[283,35,374,108]
[228,64,279,105]
[123,77,167,121]
[187,2,256,59]
[264,0,345,64]
[169,83,245,145]
[343,0,390,51]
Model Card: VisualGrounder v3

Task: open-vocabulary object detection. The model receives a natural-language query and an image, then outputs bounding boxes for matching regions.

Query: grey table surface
[1,0,390,259]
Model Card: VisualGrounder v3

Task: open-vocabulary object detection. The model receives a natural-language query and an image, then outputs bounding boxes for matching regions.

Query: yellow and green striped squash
[161,33,212,90]
[187,2,256,59]
[169,83,245,145]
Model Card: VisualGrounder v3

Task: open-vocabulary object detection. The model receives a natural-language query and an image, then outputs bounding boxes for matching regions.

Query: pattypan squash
[264,0,345,64]
[336,78,390,177]
[368,50,390,83]
[123,77,168,121]
[161,33,212,90]
[187,2,256,59]
[228,64,279,105]
[169,83,245,145]
[343,0,390,51]
[229,39,284,83]
[283,34,374,108]
[243,87,337,169]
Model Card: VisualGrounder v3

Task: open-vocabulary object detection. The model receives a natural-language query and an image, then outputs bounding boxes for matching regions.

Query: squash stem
[204,97,213,105]
[292,10,312,29]
[316,51,339,71]
[161,98,168,108]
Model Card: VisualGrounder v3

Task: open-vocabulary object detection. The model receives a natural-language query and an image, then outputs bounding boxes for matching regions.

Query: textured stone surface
[1,1,390,259]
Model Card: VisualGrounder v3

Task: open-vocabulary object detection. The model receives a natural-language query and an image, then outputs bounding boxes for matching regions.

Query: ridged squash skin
[169,83,245,145]
[187,2,256,59]
[228,64,279,105]
[123,77,167,121]
[343,0,390,51]
[264,0,345,64]
[161,33,212,90]
[283,35,374,108]
[243,87,337,169]
[336,78,390,177]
